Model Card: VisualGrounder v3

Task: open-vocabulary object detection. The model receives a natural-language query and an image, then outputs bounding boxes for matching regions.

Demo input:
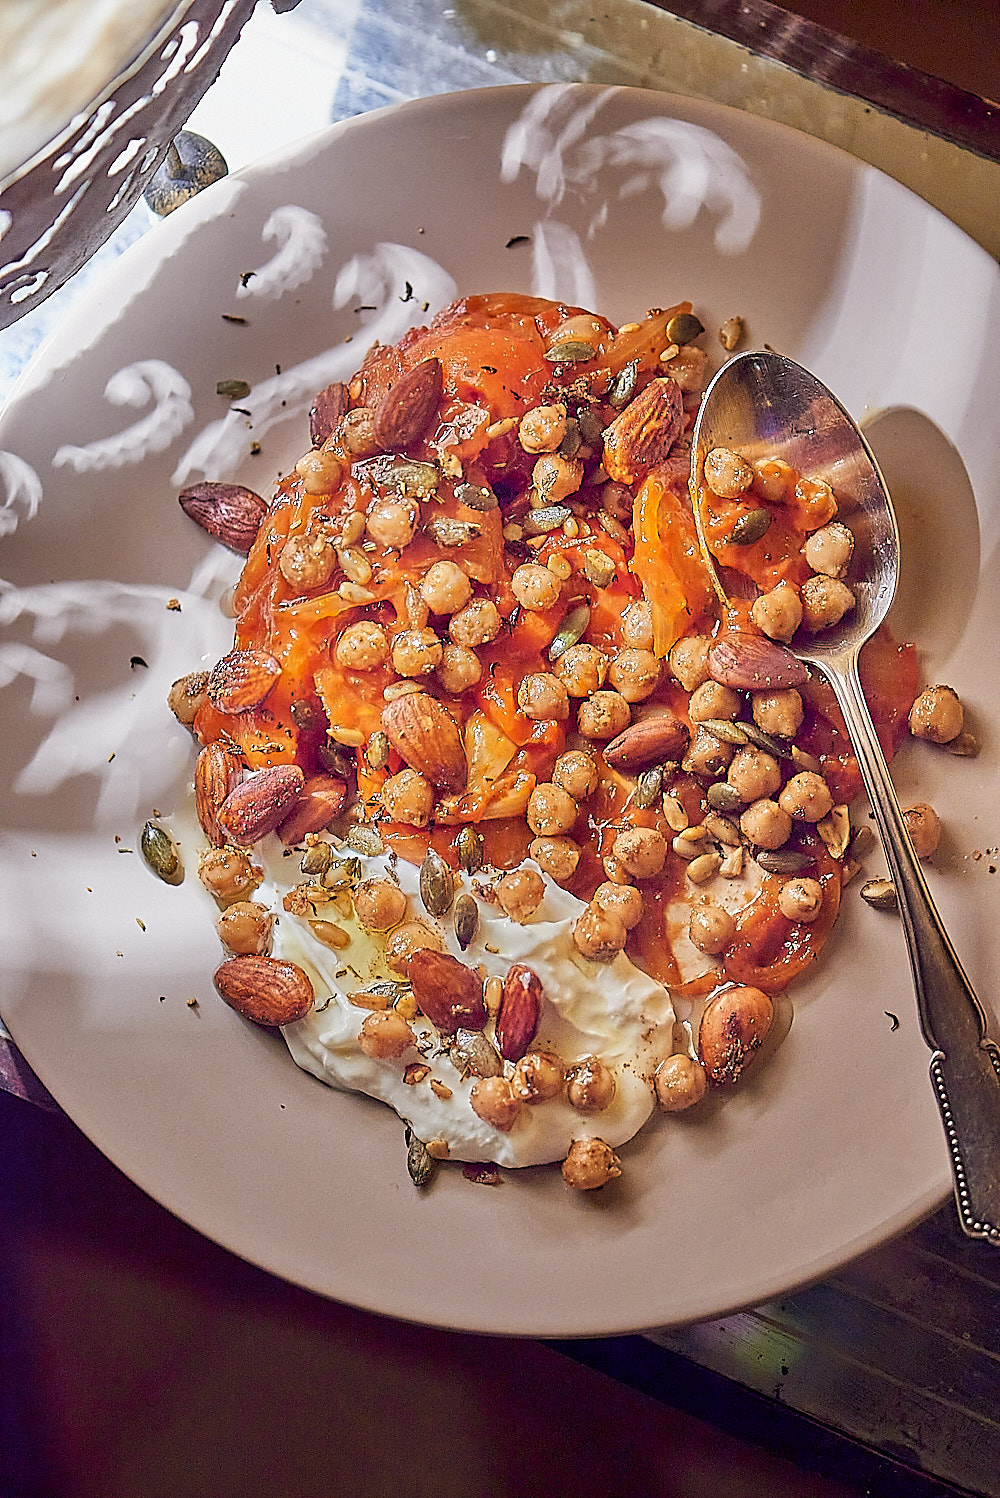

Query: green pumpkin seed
[450,1026,502,1079]
[523,505,572,537]
[559,420,582,458]
[580,549,617,588]
[426,516,481,548]
[364,454,439,497]
[455,826,484,875]
[705,781,745,814]
[701,718,748,747]
[608,359,639,409]
[755,848,812,874]
[300,841,333,877]
[346,826,384,857]
[324,855,363,889]
[577,408,605,446]
[140,821,182,884]
[290,697,320,733]
[366,731,390,771]
[420,846,454,917]
[404,1126,437,1188]
[739,721,795,760]
[861,877,897,911]
[633,767,663,809]
[454,482,498,512]
[548,603,591,662]
[544,340,597,364]
[665,312,704,345]
[454,892,479,950]
[729,507,772,546]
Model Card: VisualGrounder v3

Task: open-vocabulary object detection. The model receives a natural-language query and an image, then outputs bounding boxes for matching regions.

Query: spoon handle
[818,656,1000,1246]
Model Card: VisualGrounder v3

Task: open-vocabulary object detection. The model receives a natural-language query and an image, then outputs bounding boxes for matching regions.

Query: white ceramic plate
[2,85,999,1336]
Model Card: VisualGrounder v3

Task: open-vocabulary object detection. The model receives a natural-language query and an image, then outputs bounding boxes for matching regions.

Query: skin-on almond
[496,963,543,1062]
[373,358,444,450]
[195,741,244,846]
[602,376,684,485]
[277,774,347,845]
[207,649,283,713]
[309,380,349,446]
[707,632,809,691]
[214,954,314,1026]
[408,948,486,1034]
[603,711,689,772]
[699,983,774,1084]
[381,692,467,792]
[217,764,305,845]
[178,481,268,554]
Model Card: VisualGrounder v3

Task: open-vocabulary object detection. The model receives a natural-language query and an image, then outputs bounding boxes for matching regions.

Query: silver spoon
[690,349,1000,1245]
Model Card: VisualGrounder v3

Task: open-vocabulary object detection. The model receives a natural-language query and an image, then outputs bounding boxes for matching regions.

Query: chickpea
[567,1054,617,1113]
[358,1009,414,1059]
[688,902,736,955]
[511,562,562,612]
[198,846,262,907]
[419,559,472,616]
[168,670,209,727]
[561,1137,622,1190]
[800,575,855,632]
[532,452,583,502]
[704,446,754,499]
[752,688,803,738]
[512,1050,566,1103]
[554,643,608,698]
[778,771,834,823]
[529,835,580,882]
[279,530,337,591]
[295,449,343,495]
[609,647,660,703]
[592,881,643,930]
[727,747,782,802]
[354,877,408,931]
[668,634,712,692]
[437,643,482,695]
[518,402,567,454]
[751,582,802,643]
[340,407,377,457]
[496,867,545,922]
[666,343,707,393]
[752,457,796,505]
[795,476,838,529]
[622,598,655,651]
[740,798,792,849]
[909,685,964,744]
[384,919,444,975]
[572,902,628,961]
[449,597,501,648]
[682,726,735,778]
[381,768,434,827]
[903,802,942,859]
[778,877,824,922]
[217,900,274,955]
[576,690,630,740]
[612,826,667,880]
[335,620,389,671]
[552,749,599,800]
[469,1075,523,1132]
[689,680,741,722]
[391,627,443,678]
[527,782,578,836]
[366,498,416,550]
[654,1053,707,1112]
[804,521,854,578]
[518,672,570,722]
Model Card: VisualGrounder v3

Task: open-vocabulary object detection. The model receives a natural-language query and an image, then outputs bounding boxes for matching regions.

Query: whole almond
[217,764,305,845]
[699,983,773,1084]
[195,742,244,845]
[277,774,347,845]
[207,649,282,713]
[178,481,268,554]
[603,711,689,772]
[373,358,443,450]
[381,692,467,792]
[496,963,543,1062]
[309,380,349,446]
[707,632,809,691]
[214,954,314,1027]
[602,376,684,485]
[408,948,486,1034]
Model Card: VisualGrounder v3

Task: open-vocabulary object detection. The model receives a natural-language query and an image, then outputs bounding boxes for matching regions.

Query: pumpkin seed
[548,603,591,661]
[300,841,333,877]
[729,507,772,546]
[324,855,363,889]
[450,1027,502,1079]
[366,730,390,771]
[140,821,182,884]
[346,826,385,857]
[290,697,321,733]
[701,718,748,747]
[608,359,639,409]
[362,454,439,497]
[665,312,704,345]
[420,846,454,917]
[455,826,484,874]
[580,549,616,588]
[523,504,572,537]
[404,1125,438,1188]
[706,781,745,814]
[577,407,605,445]
[740,721,795,760]
[454,892,479,950]
[454,482,498,512]
[633,767,663,809]
[317,740,355,778]
[426,516,481,548]
[755,848,813,874]
[861,877,897,911]
[559,420,582,458]
[544,340,597,364]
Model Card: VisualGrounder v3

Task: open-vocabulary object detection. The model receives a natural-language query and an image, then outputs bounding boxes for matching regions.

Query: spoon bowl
[691,349,1000,1246]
